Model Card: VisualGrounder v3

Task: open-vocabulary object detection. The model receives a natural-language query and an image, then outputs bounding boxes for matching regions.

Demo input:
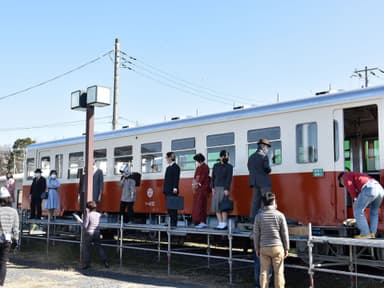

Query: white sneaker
[196,223,207,229]
[221,222,228,229]
[215,223,223,229]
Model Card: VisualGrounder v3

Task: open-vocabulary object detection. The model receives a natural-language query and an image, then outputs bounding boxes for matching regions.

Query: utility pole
[112,38,120,130]
[352,66,384,88]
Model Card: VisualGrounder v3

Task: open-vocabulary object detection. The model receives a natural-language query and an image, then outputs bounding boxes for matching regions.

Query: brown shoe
[354,234,375,239]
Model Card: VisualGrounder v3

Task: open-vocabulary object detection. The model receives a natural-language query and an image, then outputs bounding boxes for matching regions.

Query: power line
[351,66,384,88]
[0,116,111,132]
[0,50,114,101]
[120,51,254,106]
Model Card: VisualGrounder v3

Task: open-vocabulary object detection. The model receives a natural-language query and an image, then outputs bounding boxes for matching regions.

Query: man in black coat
[247,139,272,222]
[29,168,47,219]
[163,152,180,227]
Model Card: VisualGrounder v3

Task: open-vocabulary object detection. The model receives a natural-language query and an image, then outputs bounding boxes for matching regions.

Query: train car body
[21,86,384,230]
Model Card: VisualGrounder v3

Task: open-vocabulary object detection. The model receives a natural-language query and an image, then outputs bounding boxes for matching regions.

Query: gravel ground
[4,239,384,288]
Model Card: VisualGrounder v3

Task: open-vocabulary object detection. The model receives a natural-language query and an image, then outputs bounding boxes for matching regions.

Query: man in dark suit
[163,152,181,227]
[29,168,47,219]
[93,162,104,203]
[248,138,272,221]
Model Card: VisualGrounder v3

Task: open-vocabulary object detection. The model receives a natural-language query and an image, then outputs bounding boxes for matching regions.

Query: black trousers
[83,231,106,266]
[167,208,177,227]
[119,201,134,223]
[30,196,42,219]
[0,243,10,286]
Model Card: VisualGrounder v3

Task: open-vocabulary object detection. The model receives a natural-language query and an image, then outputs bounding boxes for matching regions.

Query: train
[21,85,384,233]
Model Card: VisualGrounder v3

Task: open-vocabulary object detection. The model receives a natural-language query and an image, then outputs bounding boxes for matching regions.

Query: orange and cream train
[22,86,384,231]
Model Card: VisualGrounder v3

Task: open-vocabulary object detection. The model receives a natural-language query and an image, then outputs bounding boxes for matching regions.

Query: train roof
[27,85,384,150]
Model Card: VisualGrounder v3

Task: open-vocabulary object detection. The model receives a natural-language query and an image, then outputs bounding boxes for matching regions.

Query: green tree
[7,137,35,174]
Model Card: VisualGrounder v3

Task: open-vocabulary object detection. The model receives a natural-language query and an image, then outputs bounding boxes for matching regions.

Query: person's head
[86,201,97,211]
[166,152,175,164]
[6,172,12,179]
[193,153,205,164]
[49,170,57,179]
[262,191,276,206]
[0,187,11,207]
[219,150,229,164]
[120,165,130,177]
[257,138,271,152]
[34,168,42,178]
[337,172,345,188]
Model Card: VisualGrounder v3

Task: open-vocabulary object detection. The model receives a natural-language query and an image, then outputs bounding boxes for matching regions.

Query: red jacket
[342,172,373,200]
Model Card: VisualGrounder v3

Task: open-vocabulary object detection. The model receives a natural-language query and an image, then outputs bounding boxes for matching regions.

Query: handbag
[41,191,48,200]
[166,196,184,210]
[219,196,233,212]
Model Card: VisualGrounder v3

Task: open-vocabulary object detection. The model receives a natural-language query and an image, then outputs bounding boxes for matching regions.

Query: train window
[344,140,351,171]
[172,138,196,171]
[333,120,339,162]
[55,154,63,178]
[364,139,380,172]
[26,158,35,180]
[296,122,318,163]
[247,127,282,165]
[141,142,162,173]
[40,156,50,177]
[207,133,235,168]
[114,146,133,175]
[68,152,83,179]
[94,149,107,175]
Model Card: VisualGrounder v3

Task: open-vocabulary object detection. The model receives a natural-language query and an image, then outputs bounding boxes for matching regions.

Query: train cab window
[141,142,162,173]
[26,158,35,180]
[172,138,196,171]
[296,122,318,163]
[68,152,83,179]
[206,132,235,168]
[40,156,51,177]
[55,154,63,178]
[94,149,107,175]
[247,127,282,165]
[114,146,133,175]
[364,139,380,172]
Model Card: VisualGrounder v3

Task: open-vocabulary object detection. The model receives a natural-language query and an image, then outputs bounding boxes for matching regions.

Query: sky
[1,1,384,147]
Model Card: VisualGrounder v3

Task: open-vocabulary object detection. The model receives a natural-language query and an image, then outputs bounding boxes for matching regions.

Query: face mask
[51,174,57,179]
[222,158,229,164]
[35,173,41,178]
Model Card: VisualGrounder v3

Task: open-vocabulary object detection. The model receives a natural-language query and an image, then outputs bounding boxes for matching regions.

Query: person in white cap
[0,187,19,286]
[119,165,136,224]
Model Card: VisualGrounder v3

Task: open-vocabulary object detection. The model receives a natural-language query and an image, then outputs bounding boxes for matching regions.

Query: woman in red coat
[192,153,211,228]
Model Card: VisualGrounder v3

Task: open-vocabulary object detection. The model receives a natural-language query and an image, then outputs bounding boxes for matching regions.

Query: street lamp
[71,85,111,206]
[71,85,110,266]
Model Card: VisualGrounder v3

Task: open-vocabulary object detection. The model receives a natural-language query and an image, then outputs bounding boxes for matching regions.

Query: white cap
[119,165,130,175]
[0,187,10,199]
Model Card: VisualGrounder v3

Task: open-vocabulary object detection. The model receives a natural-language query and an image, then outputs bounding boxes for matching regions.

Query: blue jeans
[254,254,273,288]
[354,180,384,235]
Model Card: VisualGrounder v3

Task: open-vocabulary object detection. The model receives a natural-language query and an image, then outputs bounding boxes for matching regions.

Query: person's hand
[224,190,229,196]
[284,249,289,258]
[173,188,178,194]
[212,188,215,195]
[255,250,260,257]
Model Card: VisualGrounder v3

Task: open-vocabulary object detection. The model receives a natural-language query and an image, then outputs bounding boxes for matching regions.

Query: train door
[333,109,346,221]
[342,104,379,217]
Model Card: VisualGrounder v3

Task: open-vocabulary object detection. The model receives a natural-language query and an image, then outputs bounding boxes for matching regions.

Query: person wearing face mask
[29,168,47,219]
[119,165,136,225]
[211,150,233,230]
[45,170,61,220]
[5,172,16,207]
